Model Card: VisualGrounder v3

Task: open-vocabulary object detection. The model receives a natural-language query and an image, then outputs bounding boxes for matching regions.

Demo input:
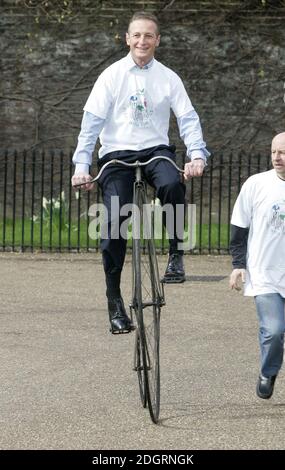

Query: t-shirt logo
[268,200,285,232]
[127,89,153,128]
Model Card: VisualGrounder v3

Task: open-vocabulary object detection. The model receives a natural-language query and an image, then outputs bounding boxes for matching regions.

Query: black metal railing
[0,150,271,253]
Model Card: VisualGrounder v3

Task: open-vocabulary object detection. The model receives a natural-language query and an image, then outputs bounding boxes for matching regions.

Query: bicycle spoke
[133,329,147,408]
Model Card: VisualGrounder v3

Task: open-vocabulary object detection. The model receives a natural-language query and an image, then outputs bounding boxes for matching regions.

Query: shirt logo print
[268,200,285,233]
[127,89,153,128]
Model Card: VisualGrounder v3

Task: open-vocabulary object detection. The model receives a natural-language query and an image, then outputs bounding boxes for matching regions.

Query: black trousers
[98,145,185,275]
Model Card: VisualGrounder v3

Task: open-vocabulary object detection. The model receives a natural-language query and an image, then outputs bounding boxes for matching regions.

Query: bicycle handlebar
[73,156,185,188]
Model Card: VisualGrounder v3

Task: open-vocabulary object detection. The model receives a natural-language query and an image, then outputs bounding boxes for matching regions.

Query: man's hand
[184,158,205,180]
[71,173,94,191]
[229,268,246,291]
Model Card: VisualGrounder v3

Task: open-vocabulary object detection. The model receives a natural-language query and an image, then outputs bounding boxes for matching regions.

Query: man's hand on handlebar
[71,173,95,191]
[184,158,205,181]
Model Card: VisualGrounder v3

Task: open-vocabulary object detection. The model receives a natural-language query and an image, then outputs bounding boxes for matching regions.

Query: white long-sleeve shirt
[73,53,210,173]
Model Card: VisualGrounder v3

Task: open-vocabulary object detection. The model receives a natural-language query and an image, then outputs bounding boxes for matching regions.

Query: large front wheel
[132,184,163,423]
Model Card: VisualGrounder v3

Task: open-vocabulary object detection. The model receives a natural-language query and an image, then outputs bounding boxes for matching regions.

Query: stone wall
[1,0,285,160]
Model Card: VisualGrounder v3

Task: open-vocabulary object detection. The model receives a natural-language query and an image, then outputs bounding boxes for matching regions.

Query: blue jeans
[255,293,285,377]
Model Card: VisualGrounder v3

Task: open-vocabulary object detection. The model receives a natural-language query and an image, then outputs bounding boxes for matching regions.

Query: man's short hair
[128,11,160,35]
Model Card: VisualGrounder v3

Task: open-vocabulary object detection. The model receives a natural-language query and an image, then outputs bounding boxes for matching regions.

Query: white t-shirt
[231,169,285,297]
[84,53,194,158]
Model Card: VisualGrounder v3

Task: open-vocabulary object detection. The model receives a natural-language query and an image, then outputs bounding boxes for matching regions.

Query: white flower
[151,198,161,206]
[42,197,49,210]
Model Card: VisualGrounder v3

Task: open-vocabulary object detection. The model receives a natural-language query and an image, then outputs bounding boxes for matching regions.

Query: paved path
[0,253,285,450]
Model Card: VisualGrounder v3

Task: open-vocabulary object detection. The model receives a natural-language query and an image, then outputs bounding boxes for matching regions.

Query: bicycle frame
[74,156,184,423]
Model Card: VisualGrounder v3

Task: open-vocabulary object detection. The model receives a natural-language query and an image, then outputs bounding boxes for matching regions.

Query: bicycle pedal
[110,325,135,335]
